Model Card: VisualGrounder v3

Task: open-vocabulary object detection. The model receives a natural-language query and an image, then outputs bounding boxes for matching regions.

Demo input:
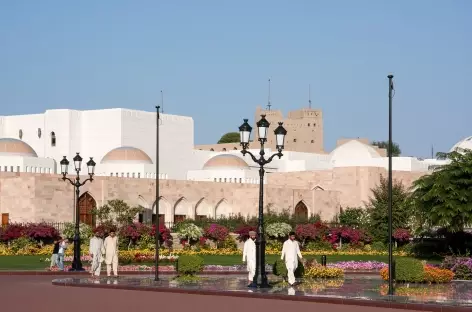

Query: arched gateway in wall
[78,192,96,227]
[294,201,308,220]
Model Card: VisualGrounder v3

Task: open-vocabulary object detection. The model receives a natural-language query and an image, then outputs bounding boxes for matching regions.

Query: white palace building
[0,108,456,181]
[0,107,467,225]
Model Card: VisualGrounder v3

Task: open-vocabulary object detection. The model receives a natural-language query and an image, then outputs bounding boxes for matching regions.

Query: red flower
[393,228,410,243]
[234,225,257,242]
[204,224,229,243]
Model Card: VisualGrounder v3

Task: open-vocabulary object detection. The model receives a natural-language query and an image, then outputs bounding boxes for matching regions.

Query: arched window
[38,128,42,138]
[222,148,227,151]
[19,129,23,139]
[210,148,214,151]
[233,147,237,150]
[51,132,56,146]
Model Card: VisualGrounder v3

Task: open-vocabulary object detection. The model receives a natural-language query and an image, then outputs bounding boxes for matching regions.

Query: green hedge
[176,255,204,276]
[395,258,424,283]
[272,259,305,278]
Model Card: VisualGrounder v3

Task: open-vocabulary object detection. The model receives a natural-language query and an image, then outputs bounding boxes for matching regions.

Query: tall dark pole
[71,177,82,271]
[154,105,160,281]
[388,74,394,295]
[254,145,268,287]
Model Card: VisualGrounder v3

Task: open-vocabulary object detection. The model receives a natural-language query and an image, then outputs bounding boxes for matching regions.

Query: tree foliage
[409,151,472,233]
[217,132,240,144]
[92,199,144,227]
[371,140,401,157]
[366,175,411,243]
[338,207,368,228]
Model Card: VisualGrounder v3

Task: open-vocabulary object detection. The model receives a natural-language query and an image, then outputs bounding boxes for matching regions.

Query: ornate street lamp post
[60,153,96,271]
[239,115,287,288]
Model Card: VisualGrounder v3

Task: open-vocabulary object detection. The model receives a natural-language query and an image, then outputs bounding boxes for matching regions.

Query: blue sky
[0,0,470,157]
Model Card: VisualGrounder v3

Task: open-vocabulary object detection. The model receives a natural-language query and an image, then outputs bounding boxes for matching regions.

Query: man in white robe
[281,231,303,286]
[103,230,119,277]
[89,232,104,278]
[242,231,256,286]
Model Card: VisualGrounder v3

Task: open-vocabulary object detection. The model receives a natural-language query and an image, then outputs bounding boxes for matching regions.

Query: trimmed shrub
[380,259,454,283]
[177,255,204,276]
[395,258,425,283]
[272,259,305,278]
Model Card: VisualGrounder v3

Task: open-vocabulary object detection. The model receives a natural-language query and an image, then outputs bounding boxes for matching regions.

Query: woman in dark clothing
[50,238,60,270]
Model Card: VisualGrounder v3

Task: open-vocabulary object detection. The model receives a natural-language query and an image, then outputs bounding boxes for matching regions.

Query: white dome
[330,140,381,165]
[0,138,38,157]
[203,154,249,170]
[101,146,153,164]
[449,136,472,154]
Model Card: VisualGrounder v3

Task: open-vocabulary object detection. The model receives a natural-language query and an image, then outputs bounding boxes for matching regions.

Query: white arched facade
[174,197,191,222]
[153,197,172,224]
[215,199,231,219]
[195,198,212,219]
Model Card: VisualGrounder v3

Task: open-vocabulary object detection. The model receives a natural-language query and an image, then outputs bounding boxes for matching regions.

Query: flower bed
[327,261,387,271]
[0,243,409,257]
[380,261,454,283]
[441,256,472,280]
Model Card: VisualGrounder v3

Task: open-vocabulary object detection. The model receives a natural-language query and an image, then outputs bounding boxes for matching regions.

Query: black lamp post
[60,153,96,271]
[387,74,395,295]
[239,115,287,288]
[155,105,160,281]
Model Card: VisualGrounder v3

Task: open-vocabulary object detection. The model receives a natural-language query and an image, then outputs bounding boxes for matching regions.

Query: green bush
[62,223,92,242]
[219,236,238,250]
[305,240,332,251]
[272,259,304,278]
[267,239,283,251]
[398,242,414,255]
[395,258,424,283]
[371,241,386,251]
[177,255,204,276]
[9,237,37,252]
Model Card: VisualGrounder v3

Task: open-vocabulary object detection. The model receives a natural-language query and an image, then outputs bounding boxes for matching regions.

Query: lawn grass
[0,254,440,271]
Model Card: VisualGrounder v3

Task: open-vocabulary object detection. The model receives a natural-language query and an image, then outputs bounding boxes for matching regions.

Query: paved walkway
[0,275,422,312]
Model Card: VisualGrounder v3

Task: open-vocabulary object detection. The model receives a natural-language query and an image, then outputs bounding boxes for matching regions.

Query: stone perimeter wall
[0,167,427,224]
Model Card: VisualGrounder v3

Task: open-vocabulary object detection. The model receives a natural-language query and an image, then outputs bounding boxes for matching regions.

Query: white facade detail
[0,108,467,183]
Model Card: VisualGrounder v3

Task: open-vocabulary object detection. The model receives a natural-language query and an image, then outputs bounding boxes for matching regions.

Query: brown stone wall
[0,167,428,224]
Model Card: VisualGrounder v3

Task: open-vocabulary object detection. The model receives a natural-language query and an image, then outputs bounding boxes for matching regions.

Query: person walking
[103,230,119,277]
[89,231,104,278]
[281,231,303,286]
[49,238,60,270]
[242,230,257,286]
[57,238,68,271]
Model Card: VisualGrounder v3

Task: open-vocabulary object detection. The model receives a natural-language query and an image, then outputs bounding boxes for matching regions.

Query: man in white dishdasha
[103,230,119,277]
[89,231,104,278]
[242,230,257,286]
[281,231,303,286]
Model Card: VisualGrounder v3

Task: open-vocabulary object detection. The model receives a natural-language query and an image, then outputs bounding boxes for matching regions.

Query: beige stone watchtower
[254,106,324,154]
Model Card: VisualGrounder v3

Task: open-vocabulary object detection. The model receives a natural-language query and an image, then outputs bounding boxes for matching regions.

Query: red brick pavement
[0,275,427,312]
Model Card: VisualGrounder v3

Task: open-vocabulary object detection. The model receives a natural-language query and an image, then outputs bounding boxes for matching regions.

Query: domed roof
[330,140,381,163]
[101,146,153,164]
[0,138,37,157]
[449,136,472,154]
[203,154,249,170]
